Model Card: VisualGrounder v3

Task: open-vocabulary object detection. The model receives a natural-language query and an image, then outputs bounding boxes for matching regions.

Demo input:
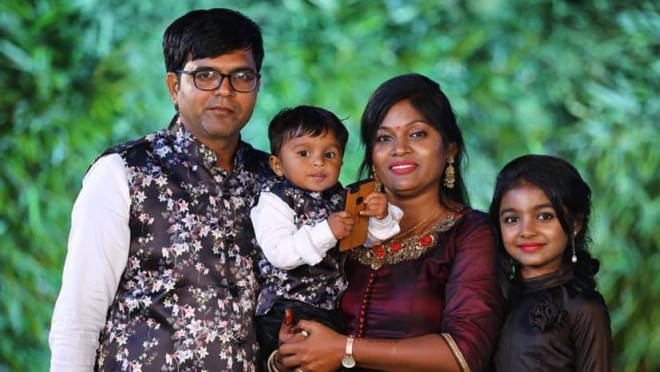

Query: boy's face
[270,130,343,192]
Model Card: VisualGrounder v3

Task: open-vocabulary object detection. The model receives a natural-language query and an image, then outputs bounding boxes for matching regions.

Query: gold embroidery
[349,210,466,270]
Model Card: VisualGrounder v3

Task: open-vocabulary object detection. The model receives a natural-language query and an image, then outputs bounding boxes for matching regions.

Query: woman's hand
[278,308,308,345]
[279,314,346,372]
[272,308,305,372]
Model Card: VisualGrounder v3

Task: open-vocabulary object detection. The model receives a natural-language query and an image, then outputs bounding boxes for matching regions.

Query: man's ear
[166,72,179,107]
[269,155,284,177]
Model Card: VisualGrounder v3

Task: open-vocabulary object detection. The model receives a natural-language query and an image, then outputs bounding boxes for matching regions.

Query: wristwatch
[341,336,356,368]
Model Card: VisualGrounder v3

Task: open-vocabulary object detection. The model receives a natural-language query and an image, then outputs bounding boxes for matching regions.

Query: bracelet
[267,350,282,372]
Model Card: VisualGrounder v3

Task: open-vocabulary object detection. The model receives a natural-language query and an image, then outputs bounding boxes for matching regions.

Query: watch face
[341,355,356,368]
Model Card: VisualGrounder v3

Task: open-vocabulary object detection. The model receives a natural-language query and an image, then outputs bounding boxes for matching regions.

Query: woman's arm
[279,320,460,372]
[439,213,504,371]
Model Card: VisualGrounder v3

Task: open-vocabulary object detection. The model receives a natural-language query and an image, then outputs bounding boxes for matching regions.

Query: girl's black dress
[494,269,612,371]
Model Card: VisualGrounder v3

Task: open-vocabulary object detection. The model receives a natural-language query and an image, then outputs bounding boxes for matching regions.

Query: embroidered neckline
[349,209,467,270]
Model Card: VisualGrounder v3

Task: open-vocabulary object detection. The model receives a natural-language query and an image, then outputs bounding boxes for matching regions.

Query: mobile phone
[338,179,376,251]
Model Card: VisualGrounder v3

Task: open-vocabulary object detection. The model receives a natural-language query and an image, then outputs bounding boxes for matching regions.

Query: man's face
[166,50,260,149]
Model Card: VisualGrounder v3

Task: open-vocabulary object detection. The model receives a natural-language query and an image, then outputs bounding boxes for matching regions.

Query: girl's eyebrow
[499,207,516,217]
[535,203,554,210]
[499,203,554,216]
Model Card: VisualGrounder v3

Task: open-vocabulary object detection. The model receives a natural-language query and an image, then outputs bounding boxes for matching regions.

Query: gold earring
[372,165,382,192]
[443,155,455,189]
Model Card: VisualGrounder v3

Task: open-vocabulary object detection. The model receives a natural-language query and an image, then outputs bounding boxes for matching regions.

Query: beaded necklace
[350,209,467,270]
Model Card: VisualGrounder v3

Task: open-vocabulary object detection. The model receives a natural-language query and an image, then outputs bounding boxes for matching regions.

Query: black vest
[256,177,347,316]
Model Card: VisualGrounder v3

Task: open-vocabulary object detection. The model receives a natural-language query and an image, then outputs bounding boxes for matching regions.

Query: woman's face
[372,99,454,201]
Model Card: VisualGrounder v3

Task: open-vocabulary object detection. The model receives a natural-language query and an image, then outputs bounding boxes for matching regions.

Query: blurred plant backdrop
[1,0,658,370]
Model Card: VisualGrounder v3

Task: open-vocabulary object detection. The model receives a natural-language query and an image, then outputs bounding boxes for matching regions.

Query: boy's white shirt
[250,191,403,270]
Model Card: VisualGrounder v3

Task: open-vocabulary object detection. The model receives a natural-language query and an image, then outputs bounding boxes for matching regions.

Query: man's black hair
[163,8,264,73]
[268,106,349,157]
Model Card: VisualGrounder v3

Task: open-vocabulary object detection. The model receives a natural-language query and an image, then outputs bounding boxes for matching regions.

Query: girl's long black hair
[489,154,600,300]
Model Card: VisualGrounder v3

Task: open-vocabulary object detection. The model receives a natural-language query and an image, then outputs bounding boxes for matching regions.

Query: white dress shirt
[49,154,130,372]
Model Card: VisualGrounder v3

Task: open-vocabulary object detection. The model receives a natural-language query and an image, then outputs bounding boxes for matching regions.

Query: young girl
[489,154,612,371]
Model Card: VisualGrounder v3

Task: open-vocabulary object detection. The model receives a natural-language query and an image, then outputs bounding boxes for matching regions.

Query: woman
[275,73,503,372]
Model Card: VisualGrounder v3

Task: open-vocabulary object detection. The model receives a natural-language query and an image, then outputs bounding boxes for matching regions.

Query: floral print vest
[256,177,347,316]
[95,117,271,371]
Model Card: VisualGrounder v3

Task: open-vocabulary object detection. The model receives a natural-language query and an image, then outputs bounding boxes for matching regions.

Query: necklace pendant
[371,262,382,270]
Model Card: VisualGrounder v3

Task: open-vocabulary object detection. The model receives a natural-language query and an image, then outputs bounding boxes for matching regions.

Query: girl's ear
[572,214,585,235]
[269,155,284,177]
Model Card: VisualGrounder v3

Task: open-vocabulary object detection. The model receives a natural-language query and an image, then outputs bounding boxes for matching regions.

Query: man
[49,9,272,371]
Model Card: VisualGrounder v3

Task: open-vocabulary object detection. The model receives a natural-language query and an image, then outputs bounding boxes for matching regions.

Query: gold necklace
[350,209,467,270]
[396,210,439,240]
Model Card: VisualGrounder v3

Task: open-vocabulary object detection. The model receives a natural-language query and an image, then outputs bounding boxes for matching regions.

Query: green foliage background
[1,0,658,370]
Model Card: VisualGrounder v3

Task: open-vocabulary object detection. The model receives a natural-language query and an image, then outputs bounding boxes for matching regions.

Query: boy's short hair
[268,105,349,156]
[163,8,264,73]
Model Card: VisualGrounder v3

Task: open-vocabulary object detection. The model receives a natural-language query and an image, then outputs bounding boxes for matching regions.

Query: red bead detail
[356,272,377,339]
[418,235,434,247]
[388,242,403,252]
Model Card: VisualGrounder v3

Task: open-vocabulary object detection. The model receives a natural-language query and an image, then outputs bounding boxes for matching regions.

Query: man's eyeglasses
[176,69,260,93]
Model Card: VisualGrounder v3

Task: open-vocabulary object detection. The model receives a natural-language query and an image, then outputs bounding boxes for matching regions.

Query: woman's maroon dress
[340,210,503,371]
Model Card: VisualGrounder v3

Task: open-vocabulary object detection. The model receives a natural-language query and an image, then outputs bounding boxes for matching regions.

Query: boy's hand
[360,192,388,220]
[328,211,354,240]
